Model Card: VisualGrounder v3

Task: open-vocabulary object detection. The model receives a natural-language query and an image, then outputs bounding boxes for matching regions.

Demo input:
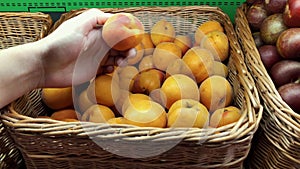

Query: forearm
[0,41,46,108]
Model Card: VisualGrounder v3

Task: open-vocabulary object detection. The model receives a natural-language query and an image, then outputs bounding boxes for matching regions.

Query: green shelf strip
[0,0,244,22]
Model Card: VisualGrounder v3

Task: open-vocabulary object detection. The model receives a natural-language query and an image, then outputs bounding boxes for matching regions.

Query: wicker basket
[0,12,52,169]
[1,6,262,169]
[235,3,300,169]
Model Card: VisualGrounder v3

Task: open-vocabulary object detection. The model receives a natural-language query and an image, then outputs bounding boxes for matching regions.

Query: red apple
[246,1,268,31]
[246,0,262,4]
[260,13,288,45]
[270,60,300,87]
[276,28,300,59]
[278,83,300,113]
[252,32,264,48]
[258,45,282,71]
[283,0,300,27]
[264,0,287,14]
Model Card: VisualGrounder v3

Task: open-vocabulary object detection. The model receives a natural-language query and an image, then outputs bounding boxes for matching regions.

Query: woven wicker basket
[235,3,300,169]
[1,6,262,169]
[0,12,52,169]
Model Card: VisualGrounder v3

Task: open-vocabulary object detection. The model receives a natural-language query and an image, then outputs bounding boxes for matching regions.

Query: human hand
[38,8,136,88]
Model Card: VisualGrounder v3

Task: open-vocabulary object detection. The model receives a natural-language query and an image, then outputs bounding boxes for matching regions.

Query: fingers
[82,8,113,26]
[66,8,113,33]
[97,48,137,74]
[121,48,137,59]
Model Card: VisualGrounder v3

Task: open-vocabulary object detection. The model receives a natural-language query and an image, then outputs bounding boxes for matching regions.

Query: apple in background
[270,60,300,87]
[102,13,145,51]
[258,45,282,71]
[260,13,288,45]
[252,32,264,48]
[278,83,300,113]
[276,28,300,60]
[246,1,268,31]
[283,0,300,27]
[246,0,262,4]
[264,0,287,15]
[131,68,166,95]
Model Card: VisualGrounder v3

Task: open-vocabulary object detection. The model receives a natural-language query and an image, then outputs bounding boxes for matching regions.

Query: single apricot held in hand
[102,13,145,51]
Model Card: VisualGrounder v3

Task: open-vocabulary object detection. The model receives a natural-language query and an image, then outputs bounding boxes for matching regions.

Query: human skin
[0,9,135,108]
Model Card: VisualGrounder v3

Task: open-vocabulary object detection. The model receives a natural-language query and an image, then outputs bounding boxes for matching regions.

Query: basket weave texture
[0,12,52,169]
[1,6,262,169]
[235,3,300,169]
[0,12,52,49]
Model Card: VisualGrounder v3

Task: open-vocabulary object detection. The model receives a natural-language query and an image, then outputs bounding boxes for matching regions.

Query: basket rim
[235,3,300,131]
[1,5,263,144]
[50,6,228,33]
[0,11,53,44]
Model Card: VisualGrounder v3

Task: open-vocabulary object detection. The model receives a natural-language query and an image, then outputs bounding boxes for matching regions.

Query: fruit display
[2,7,263,169]
[246,0,300,113]
[40,13,242,129]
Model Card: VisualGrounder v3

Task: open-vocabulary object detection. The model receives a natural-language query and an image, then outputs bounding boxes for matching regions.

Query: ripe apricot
[201,30,229,62]
[182,47,214,83]
[42,87,73,110]
[199,75,233,112]
[123,99,167,128]
[150,19,176,46]
[50,109,79,121]
[194,20,224,45]
[81,104,115,123]
[210,106,241,127]
[152,42,182,71]
[141,32,155,55]
[174,35,192,55]
[86,74,120,107]
[102,13,145,51]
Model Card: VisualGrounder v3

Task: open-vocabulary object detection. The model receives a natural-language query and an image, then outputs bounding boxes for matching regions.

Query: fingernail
[127,48,137,58]
[117,59,128,67]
